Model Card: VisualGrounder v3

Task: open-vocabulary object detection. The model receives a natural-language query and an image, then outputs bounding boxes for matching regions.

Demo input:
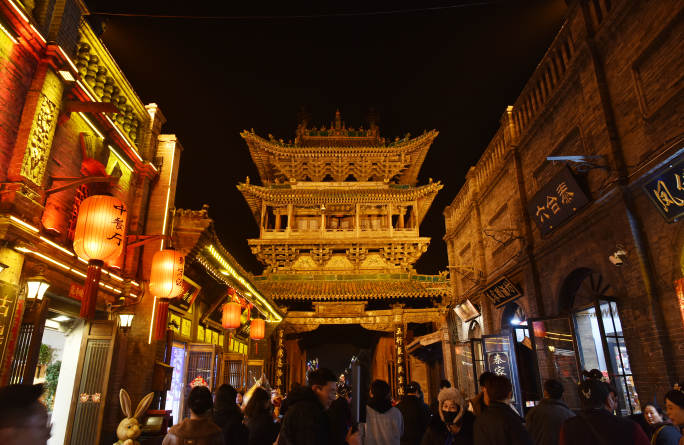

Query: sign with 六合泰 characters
[526,166,590,236]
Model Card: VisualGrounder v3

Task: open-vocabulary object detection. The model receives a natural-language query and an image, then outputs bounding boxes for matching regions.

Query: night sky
[87,0,568,276]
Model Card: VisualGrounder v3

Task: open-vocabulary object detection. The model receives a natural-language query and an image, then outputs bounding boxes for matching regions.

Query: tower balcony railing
[261,226,418,239]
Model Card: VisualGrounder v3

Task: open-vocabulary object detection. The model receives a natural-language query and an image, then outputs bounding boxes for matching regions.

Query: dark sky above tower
[85,0,568,276]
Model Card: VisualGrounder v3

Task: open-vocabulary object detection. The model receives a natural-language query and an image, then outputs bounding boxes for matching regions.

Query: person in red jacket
[559,379,649,445]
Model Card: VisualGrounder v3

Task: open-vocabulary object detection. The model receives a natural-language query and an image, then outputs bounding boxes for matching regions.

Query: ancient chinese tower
[237,110,453,399]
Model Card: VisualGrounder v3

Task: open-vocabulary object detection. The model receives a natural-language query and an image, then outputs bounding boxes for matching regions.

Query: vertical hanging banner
[394,323,405,397]
[275,328,285,394]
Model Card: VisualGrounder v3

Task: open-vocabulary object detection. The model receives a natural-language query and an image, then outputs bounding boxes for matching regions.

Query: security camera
[609,245,628,266]
[608,255,623,266]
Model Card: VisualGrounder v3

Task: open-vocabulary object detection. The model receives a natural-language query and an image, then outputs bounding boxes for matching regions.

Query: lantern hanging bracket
[126,234,170,250]
[46,175,119,195]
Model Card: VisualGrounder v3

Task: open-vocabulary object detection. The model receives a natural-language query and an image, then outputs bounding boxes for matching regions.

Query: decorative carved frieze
[20,95,58,186]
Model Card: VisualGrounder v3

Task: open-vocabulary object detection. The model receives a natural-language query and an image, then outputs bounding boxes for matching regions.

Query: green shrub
[43,361,61,412]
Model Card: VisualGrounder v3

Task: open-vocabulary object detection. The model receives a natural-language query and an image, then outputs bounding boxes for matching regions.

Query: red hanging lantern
[250,318,265,340]
[222,301,242,330]
[149,249,185,341]
[533,321,547,338]
[73,195,128,319]
[150,249,186,299]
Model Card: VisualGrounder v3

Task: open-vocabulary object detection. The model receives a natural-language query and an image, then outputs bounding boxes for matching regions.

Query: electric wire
[89,0,511,19]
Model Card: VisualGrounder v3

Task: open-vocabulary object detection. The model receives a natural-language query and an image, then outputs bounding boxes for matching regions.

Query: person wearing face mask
[420,387,475,445]
[559,379,649,445]
[642,403,680,445]
[664,386,684,445]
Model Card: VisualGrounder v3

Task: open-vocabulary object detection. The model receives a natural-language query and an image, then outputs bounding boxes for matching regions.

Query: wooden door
[63,320,116,445]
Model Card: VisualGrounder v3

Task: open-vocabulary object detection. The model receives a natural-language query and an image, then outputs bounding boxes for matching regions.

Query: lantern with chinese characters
[73,195,128,319]
[222,301,242,330]
[250,318,265,340]
[150,249,185,341]
[150,250,185,299]
[533,321,547,338]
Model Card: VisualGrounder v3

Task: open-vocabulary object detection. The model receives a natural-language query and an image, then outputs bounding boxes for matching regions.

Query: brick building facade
[443,0,684,415]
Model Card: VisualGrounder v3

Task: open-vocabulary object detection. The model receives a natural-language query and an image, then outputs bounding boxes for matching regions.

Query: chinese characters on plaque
[482,276,523,308]
[643,156,684,223]
[275,329,285,393]
[526,166,590,236]
[169,277,201,312]
[395,323,406,397]
[486,352,511,378]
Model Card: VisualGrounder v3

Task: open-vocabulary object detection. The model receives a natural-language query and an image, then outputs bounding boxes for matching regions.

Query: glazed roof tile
[255,276,451,300]
[237,181,443,226]
[241,129,438,185]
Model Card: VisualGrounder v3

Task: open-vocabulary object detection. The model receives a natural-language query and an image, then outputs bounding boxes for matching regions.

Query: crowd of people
[3,368,684,445]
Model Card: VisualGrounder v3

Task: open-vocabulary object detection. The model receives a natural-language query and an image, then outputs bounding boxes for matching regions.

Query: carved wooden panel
[20,95,58,186]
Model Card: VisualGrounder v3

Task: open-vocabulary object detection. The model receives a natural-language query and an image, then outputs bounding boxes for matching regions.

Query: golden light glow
[10,216,39,232]
[29,24,45,43]
[0,22,17,44]
[77,80,98,102]
[58,46,79,72]
[70,268,86,278]
[30,251,69,270]
[207,245,282,322]
[108,145,133,171]
[147,163,158,172]
[58,70,75,82]
[149,297,157,344]
[40,236,74,256]
[78,112,105,139]
[160,188,171,250]
[8,0,28,22]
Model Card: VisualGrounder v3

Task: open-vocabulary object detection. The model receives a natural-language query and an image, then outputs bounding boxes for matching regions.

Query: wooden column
[286,204,293,238]
[388,204,393,237]
[356,204,361,237]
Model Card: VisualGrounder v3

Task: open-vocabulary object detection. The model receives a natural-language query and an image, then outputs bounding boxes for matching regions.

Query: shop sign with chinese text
[643,156,684,223]
[526,166,590,236]
[394,323,406,397]
[486,351,511,379]
[482,276,522,308]
[169,277,201,312]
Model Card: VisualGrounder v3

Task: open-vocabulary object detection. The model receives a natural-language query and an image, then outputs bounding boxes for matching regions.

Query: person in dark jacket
[559,378,649,445]
[278,367,361,445]
[244,387,280,445]
[473,375,533,445]
[524,379,575,445]
[163,386,225,445]
[279,382,301,417]
[328,387,352,445]
[421,387,475,445]
[643,403,681,445]
[468,372,495,416]
[430,380,452,415]
[397,382,431,445]
[212,384,248,445]
[665,386,684,445]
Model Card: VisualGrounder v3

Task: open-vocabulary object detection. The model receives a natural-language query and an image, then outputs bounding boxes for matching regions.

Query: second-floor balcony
[261,225,418,239]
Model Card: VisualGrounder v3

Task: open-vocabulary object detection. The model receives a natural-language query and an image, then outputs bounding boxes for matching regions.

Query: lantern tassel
[80,260,103,319]
[154,300,170,341]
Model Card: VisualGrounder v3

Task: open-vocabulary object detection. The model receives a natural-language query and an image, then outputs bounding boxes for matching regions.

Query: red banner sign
[69,283,85,301]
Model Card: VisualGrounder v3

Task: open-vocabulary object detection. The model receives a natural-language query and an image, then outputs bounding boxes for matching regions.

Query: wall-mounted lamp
[117,308,135,334]
[548,345,556,353]
[26,273,50,301]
